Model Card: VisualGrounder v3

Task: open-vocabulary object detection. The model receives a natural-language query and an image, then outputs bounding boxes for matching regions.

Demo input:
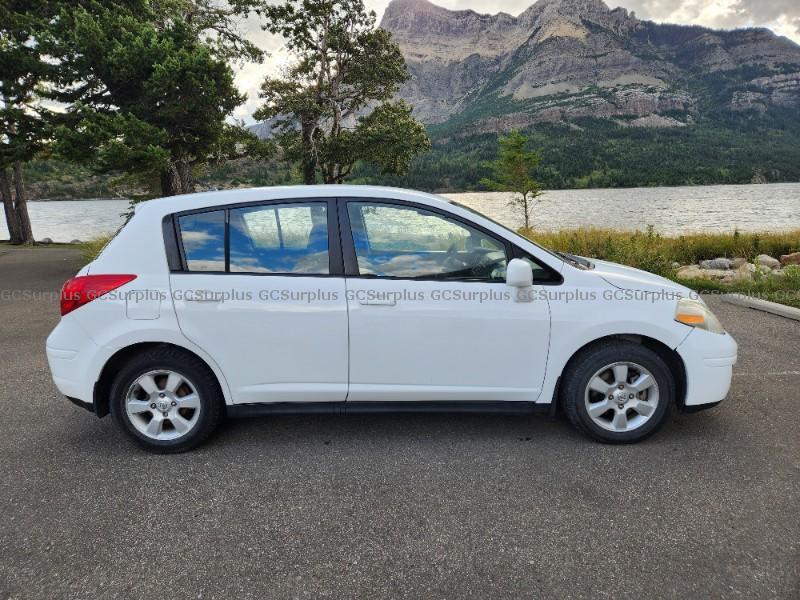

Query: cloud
[618,0,800,37]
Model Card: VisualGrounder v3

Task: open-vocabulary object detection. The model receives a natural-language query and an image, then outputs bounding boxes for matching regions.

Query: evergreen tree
[49,0,265,197]
[253,0,430,184]
[481,130,543,229]
[0,1,54,243]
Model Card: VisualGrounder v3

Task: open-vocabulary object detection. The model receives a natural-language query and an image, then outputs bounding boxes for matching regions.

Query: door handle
[359,298,396,306]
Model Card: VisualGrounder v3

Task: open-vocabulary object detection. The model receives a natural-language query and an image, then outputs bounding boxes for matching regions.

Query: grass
[520,227,800,308]
[78,235,112,264]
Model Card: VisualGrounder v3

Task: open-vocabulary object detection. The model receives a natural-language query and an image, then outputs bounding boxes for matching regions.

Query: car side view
[46,186,737,452]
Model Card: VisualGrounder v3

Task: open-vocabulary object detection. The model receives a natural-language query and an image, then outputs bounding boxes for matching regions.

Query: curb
[721,293,800,322]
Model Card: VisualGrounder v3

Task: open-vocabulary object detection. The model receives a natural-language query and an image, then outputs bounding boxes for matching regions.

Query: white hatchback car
[47,186,737,452]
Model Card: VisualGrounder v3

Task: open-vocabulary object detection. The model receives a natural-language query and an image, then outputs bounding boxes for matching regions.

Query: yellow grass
[520,227,800,277]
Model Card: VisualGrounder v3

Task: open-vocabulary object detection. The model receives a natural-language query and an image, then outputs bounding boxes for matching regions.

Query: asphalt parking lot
[1,245,798,599]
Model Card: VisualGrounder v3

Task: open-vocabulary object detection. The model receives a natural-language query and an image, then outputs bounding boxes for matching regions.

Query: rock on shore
[780,252,800,266]
[677,254,793,282]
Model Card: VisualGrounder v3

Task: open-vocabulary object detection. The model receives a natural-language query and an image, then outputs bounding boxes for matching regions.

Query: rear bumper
[675,329,738,406]
[66,395,95,413]
[46,318,99,407]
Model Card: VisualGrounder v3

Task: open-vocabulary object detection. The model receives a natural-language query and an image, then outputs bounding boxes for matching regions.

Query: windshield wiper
[555,251,594,270]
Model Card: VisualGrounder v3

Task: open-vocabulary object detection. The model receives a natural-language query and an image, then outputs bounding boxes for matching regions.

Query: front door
[169,199,348,404]
[341,199,551,403]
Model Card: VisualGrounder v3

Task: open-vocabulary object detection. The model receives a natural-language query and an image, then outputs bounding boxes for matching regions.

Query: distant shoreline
[26,180,800,202]
[8,184,799,242]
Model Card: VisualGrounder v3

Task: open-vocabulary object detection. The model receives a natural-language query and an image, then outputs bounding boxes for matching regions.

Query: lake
[2,183,798,243]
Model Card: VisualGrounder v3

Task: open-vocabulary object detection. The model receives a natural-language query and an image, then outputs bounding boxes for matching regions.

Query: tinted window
[347,202,507,280]
[178,210,225,272]
[229,203,329,274]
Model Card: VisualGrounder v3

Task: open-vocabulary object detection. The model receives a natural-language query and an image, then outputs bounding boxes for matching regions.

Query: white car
[46,186,737,452]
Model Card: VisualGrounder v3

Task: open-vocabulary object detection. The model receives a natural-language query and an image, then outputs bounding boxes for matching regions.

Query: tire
[561,340,673,443]
[109,346,223,453]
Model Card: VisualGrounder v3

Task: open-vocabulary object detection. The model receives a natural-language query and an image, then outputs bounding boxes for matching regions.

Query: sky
[232,0,800,123]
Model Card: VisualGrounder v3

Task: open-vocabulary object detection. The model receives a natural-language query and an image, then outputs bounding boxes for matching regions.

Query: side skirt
[226,401,552,418]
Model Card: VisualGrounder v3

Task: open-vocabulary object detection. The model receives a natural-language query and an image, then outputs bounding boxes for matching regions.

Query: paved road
[1,246,798,599]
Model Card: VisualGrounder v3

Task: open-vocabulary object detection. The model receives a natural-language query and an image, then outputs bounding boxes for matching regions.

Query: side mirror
[506,258,533,288]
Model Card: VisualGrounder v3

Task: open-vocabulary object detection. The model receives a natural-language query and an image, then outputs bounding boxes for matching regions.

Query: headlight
[675,298,725,334]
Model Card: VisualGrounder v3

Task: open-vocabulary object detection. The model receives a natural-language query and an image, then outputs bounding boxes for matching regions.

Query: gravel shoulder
[0,246,798,599]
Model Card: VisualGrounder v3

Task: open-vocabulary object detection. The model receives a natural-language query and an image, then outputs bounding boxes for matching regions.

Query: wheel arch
[554,333,687,411]
[93,342,229,418]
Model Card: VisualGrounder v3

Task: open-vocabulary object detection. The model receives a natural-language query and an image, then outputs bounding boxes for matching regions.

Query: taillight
[60,274,137,316]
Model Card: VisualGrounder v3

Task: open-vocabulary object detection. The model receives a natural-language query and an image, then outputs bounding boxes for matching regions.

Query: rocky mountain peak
[382,0,517,37]
[522,0,611,18]
[383,0,446,19]
[381,0,800,126]
[520,0,638,36]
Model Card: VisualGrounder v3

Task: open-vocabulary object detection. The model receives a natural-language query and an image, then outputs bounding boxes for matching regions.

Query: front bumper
[675,329,738,406]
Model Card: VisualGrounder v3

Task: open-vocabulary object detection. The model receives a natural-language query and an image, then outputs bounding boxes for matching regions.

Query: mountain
[381,0,800,130]
[240,0,800,191]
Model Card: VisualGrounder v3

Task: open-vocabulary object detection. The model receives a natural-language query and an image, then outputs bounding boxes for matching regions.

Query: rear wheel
[562,341,673,443]
[109,347,223,453]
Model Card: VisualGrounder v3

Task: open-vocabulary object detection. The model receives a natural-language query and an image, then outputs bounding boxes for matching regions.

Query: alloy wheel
[125,369,202,441]
[584,361,660,433]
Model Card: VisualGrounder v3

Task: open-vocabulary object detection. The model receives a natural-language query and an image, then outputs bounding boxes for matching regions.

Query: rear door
[169,198,348,404]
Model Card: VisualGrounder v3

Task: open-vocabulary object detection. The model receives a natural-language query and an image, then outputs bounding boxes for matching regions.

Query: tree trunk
[176,159,193,194]
[1,168,23,244]
[301,119,317,185]
[321,163,334,184]
[522,193,531,230]
[160,165,181,197]
[12,162,34,244]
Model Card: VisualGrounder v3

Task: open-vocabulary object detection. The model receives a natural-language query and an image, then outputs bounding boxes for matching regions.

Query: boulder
[670,261,681,269]
[779,252,800,266]
[677,265,732,281]
[676,265,704,279]
[700,258,732,270]
[731,257,748,268]
[38,238,53,245]
[756,254,780,268]
[772,269,785,277]
[733,263,756,280]
[70,239,82,244]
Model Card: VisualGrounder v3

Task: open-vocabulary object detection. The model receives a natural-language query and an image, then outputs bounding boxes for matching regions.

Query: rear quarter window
[178,211,226,271]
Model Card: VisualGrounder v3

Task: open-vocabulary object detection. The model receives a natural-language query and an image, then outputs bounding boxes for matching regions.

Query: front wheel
[109,347,223,453]
[562,341,674,443]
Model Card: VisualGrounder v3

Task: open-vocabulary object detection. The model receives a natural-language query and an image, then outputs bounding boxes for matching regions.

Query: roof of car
[135,185,451,217]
